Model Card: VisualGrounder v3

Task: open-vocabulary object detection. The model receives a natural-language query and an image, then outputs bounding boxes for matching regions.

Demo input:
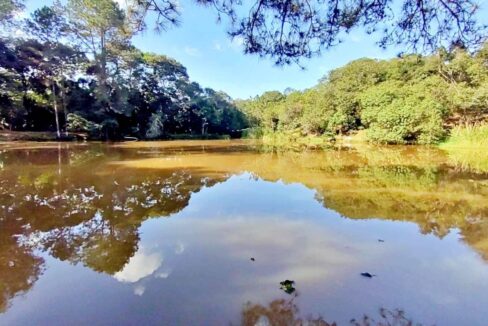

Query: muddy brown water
[1,140,487,325]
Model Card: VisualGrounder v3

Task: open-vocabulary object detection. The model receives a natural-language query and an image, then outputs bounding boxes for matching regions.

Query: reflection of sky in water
[2,174,488,325]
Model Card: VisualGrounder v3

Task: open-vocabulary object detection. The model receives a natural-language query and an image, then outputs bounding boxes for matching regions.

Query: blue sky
[128,0,402,99]
[23,0,488,99]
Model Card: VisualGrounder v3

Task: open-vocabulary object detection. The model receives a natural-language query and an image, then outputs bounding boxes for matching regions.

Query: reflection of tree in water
[1,169,223,271]
[0,175,224,310]
[246,148,488,257]
[242,295,332,326]
[460,216,488,261]
[241,297,422,326]
[0,219,44,313]
[1,143,488,316]
[349,308,423,326]
[0,146,229,312]
[34,216,140,274]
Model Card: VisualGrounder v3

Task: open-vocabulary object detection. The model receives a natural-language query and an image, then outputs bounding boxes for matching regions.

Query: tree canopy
[0,0,487,141]
[0,2,247,139]
[128,0,488,64]
[238,44,488,144]
[3,0,487,64]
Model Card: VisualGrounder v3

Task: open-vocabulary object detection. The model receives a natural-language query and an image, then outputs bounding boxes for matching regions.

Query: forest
[0,2,247,140]
[238,46,488,145]
[1,0,487,144]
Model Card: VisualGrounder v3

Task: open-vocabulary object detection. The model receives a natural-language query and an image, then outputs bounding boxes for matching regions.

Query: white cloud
[213,41,223,51]
[184,46,201,57]
[229,36,244,51]
[349,33,362,43]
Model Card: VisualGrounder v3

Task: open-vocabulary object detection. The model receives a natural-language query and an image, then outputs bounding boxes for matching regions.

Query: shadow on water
[0,141,487,321]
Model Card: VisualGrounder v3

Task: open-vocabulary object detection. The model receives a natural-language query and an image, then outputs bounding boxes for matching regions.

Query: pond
[1,140,488,325]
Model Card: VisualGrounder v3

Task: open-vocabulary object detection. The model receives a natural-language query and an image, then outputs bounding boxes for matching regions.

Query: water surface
[1,140,488,325]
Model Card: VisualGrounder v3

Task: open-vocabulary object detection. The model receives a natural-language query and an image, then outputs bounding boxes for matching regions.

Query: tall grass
[440,124,488,173]
[441,124,488,148]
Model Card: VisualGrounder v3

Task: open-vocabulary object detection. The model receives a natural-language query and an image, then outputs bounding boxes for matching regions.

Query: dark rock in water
[361,272,375,278]
[250,257,255,261]
[280,280,296,294]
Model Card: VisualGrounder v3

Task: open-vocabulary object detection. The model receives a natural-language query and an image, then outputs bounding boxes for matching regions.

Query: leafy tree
[25,7,84,137]
[66,113,100,137]
[3,0,485,142]
[241,44,488,144]
[360,79,447,144]
[64,0,129,110]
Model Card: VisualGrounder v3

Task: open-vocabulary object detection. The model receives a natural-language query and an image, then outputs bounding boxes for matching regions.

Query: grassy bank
[244,128,373,148]
[245,125,488,173]
[0,130,234,142]
[243,128,334,148]
[262,133,332,147]
[440,124,488,172]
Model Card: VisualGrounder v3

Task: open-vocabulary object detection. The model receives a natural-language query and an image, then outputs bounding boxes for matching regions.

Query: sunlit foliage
[0,3,247,140]
[239,46,488,144]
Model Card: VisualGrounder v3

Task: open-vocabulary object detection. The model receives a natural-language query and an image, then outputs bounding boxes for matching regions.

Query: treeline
[0,2,247,140]
[238,46,488,144]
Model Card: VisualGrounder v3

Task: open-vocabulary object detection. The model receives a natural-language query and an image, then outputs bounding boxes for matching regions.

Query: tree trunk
[59,73,69,137]
[52,81,61,139]
[99,31,110,110]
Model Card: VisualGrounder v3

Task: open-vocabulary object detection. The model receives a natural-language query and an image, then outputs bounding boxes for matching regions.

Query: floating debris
[280,280,296,294]
[378,239,385,242]
[360,272,376,278]
[250,257,255,261]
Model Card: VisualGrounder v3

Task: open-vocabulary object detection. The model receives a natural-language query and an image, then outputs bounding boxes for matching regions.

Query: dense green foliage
[2,1,487,143]
[238,46,488,144]
[0,2,247,140]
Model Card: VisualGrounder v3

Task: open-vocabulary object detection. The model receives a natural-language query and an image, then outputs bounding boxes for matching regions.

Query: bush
[361,81,447,144]
[66,113,100,136]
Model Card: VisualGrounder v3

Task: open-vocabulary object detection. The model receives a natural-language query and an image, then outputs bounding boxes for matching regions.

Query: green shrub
[360,81,447,144]
[66,113,100,136]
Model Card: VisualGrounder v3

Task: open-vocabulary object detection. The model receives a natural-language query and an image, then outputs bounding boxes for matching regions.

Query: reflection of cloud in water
[419,253,488,305]
[133,285,145,296]
[175,242,185,254]
[133,214,379,321]
[194,217,370,285]
[140,214,376,298]
[114,248,163,283]
[157,271,171,279]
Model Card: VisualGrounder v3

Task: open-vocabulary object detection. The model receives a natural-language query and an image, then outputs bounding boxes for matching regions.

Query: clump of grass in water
[440,124,488,173]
